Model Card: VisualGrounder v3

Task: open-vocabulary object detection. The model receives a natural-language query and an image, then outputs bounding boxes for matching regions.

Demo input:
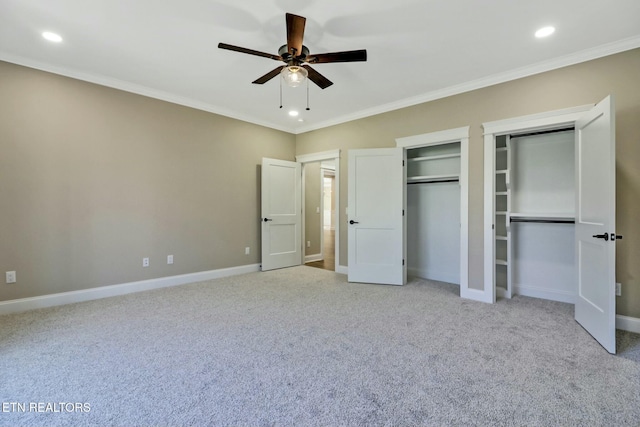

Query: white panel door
[261,158,301,271]
[575,96,616,354]
[348,148,404,285]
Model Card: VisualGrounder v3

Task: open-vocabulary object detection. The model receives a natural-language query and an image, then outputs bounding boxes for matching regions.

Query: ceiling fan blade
[307,49,367,64]
[302,65,333,89]
[286,13,306,56]
[252,66,285,84]
[218,43,282,61]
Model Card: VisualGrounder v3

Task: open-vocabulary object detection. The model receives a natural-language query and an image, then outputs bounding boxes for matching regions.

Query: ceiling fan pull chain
[279,77,283,109]
[306,79,310,111]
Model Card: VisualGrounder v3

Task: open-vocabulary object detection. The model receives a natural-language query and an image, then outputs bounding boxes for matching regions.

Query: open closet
[406,142,461,284]
[483,97,618,353]
[493,129,576,302]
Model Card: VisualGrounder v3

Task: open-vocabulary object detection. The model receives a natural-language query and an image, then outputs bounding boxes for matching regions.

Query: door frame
[320,167,336,261]
[482,104,594,303]
[395,126,471,299]
[297,150,342,273]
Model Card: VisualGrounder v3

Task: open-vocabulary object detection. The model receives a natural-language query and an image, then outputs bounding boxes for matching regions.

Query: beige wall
[0,61,296,301]
[304,162,322,256]
[1,49,639,319]
[296,48,640,318]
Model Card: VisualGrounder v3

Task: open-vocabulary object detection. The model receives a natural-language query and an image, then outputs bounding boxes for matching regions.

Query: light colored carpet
[1,266,639,426]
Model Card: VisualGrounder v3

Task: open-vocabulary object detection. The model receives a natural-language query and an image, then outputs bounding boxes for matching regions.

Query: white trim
[305,253,323,263]
[0,264,260,316]
[295,36,640,134]
[396,126,470,148]
[460,287,493,303]
[616,315,640,334]
[5,37,639,135]
[0,53,293,134]
[408,268,459,286]
[296,150,341,164]
[482,105,593,135]
[335,265,348,275]
[513,285,576,304]
[396,127,471,300]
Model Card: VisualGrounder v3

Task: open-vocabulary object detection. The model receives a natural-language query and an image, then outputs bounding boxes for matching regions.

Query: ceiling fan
[218,13,367,89]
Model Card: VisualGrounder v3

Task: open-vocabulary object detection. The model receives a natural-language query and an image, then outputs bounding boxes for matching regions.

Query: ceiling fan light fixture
[281,65,308,87]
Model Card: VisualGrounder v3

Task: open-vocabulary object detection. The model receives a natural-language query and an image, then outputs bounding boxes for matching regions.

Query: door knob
[263,218,273,222]
[349,220,359,225]
[612,233,623,240]
[592,233,609,241]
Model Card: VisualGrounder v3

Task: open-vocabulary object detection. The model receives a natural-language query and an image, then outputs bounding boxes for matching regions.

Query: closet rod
[510,218,575,224]
[407,179,459,185]
[509,126,574,139]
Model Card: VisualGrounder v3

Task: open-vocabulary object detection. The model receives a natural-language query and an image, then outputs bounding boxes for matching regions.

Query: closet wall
[406,142,461,284]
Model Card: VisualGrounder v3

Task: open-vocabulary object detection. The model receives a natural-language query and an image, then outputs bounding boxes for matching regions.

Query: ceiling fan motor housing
[279,44,309,64]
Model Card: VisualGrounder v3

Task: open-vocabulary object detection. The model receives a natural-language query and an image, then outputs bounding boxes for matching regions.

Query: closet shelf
[495,211,508,215]
[496,169,509,174]
[408,153,461,162]
[407,174,459,183]
[495,235,508,241]
[510,212,575,222]
[496,259,508,266]
[496,147,508,152]
[496,191,508,196]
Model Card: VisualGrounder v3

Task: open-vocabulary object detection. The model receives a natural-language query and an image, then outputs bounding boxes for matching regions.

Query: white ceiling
[1,0,639,134]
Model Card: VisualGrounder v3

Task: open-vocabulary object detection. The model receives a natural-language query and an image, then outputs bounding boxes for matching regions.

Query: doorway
[296,149,341,273]
[305,161,336,271]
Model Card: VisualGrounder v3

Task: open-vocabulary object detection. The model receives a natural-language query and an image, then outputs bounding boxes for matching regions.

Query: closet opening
[483,97,618,353]
[406,142,462,286]
[392,126,470,297]
[492,128,576,302]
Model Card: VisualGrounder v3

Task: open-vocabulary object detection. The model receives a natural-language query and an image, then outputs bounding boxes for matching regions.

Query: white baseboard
[616,315,640,334]
[461,286,493,303]
[514,285,576,304]
[407,267,460,285]
[0,264,260,316]
[335,265,348,275]
[304,253,323,263]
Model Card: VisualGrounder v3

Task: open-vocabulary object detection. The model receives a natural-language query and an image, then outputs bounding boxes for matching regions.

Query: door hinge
[402,160,405,166]
[402,209,405,216]
[402,259,405,266]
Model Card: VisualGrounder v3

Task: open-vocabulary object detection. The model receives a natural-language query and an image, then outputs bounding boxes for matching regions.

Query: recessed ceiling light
[288,110,299,117]
[42,31,63,43]
[535,26,555,38]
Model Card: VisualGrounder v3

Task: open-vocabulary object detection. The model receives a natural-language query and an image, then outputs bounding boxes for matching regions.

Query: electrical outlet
[6,271,16,284]
[615,282,622,296]
[245,247,250,255]
[307,241,311,248]
[167,255,174,265]
[316,206,320,214]
[143,257,150,267]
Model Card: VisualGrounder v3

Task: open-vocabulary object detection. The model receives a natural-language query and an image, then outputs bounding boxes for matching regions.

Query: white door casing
[348,148,404,285]
[574,95,616,354]
[261,158,302,271]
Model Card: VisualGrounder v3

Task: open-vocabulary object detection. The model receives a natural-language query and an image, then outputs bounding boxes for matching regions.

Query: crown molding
[295,35,640,134]
[3,35,639,136]
[0,52,295,134]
